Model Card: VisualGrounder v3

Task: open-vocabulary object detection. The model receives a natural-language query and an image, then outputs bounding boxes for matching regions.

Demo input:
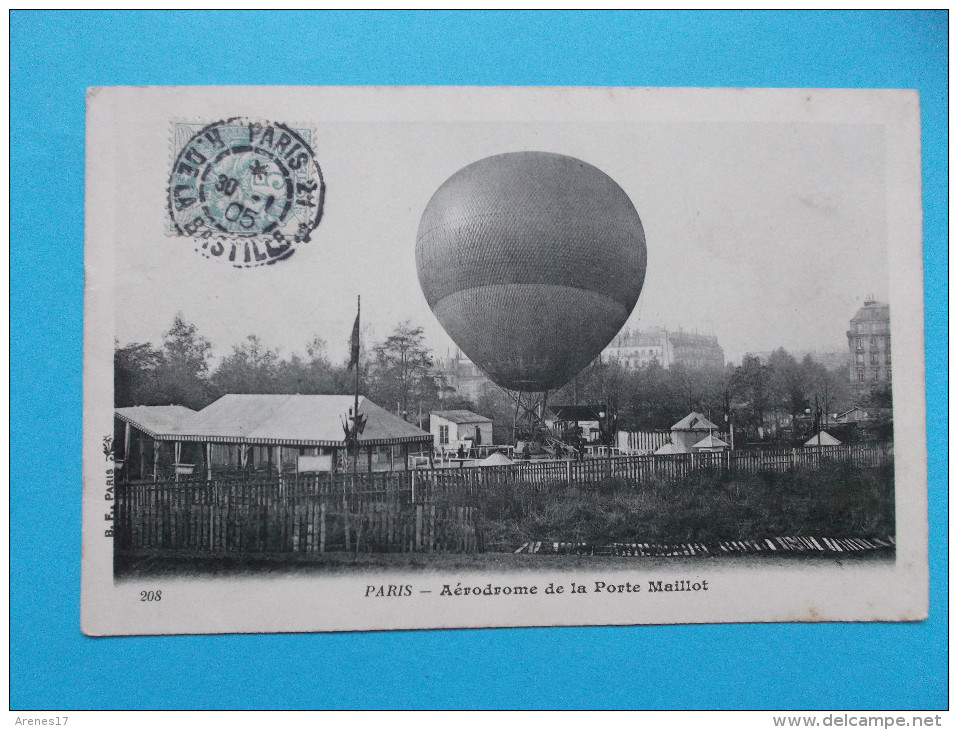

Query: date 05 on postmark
[168,118,325,267]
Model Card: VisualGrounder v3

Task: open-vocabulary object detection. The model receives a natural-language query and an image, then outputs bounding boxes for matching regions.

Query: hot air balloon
[417,151,647,395]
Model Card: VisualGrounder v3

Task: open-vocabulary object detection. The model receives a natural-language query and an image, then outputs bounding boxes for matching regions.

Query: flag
[347,310,360,370]
[342,412,366,450]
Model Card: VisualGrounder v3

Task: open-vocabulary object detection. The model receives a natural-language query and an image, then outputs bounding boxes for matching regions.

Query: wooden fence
[115,443,891,557]
[616,429,672,455]
[114,473,480,556]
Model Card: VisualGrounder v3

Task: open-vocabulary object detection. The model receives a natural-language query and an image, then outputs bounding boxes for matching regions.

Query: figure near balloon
[416,151,647,448]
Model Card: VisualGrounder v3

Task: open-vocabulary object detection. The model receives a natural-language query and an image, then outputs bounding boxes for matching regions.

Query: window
[857,369,865,381]
[438,424,449,445]
[856,353,864,364]
[856,338,864,350]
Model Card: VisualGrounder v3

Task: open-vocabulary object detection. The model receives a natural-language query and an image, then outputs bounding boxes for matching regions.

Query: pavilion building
[114,394,433,482]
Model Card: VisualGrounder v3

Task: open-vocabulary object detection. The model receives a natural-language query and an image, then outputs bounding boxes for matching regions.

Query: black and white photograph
[81,86,927,635]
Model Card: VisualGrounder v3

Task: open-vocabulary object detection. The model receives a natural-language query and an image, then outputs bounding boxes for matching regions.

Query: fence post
[343,477,351,552]
[319,502,326,553]
[414,504,423,552]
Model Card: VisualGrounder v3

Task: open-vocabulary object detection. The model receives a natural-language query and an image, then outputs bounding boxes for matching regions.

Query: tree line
[116,314,890,445]
[114,314,462,429]
[547,348,890,443]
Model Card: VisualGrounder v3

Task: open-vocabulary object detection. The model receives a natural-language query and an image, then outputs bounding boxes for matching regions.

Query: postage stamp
[82,86,928,636]
[168,118,324,267]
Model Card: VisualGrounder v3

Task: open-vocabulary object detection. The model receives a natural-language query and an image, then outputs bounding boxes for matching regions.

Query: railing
[115,443,891,557]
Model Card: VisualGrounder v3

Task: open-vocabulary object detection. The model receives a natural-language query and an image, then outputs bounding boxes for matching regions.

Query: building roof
[548,404,604,421]
[805,431,841,447]
[115,405,198,439]
[670,412,719,431]
[851,300,890,323]
[431,409,493,424]
[692,433,729,449]
[835,406,868,421]
[116,395,431,446]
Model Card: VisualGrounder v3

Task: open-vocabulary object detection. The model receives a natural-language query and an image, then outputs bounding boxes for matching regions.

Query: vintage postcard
[81,86,927,635]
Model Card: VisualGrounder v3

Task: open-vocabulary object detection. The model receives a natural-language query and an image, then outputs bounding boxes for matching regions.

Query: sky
[111,88,891,367]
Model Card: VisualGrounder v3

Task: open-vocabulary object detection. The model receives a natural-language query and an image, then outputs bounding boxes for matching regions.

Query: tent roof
[805,431,841,446]
[115,405,198,439]
[431,409,492,424]
[671,412,719,431]
[476,452,514,466]
[692,433,729,449]
[654,441,685,455]
[116,395,431,446]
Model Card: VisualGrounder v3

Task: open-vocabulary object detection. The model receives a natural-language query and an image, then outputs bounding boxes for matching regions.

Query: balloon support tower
[506,389,573,459]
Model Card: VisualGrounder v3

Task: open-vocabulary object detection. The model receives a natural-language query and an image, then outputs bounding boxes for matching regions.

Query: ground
[115,547,893,579]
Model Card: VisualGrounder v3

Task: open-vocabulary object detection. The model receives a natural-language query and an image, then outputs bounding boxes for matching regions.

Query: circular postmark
[168,118,325,267]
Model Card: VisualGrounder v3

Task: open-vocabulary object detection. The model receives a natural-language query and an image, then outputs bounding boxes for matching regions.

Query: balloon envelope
[416,151,646,392]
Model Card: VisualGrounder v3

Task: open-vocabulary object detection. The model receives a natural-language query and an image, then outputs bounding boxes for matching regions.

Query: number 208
[140,590,162,602]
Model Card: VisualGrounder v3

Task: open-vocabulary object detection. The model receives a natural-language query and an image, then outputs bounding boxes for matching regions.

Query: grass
[479,462,895,548]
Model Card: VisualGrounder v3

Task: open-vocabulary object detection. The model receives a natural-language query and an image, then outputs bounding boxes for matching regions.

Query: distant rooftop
[851,300,890,322]
[431,409,492,424]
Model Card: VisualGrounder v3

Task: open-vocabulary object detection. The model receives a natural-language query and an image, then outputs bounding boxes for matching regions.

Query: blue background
[10,11,947,710]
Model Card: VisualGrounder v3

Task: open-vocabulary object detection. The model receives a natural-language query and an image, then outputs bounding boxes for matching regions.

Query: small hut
[430,410,493,454]
[669,412,721,452]
[546,404,604,444]
[804,431,841,447]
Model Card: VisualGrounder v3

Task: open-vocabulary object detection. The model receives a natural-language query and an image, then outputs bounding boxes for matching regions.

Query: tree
[801,356,853,431]
[368,322,441,421]
[273,336,350,395]
[153,314,213,409]
[211,335,280,395]
[730,354,773,437]
[114,340,162,407]
[557,357,625,414]
[768,348,810,432]
[474,384,518,445]
[618,359,677,430]
[860,382,894,441]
